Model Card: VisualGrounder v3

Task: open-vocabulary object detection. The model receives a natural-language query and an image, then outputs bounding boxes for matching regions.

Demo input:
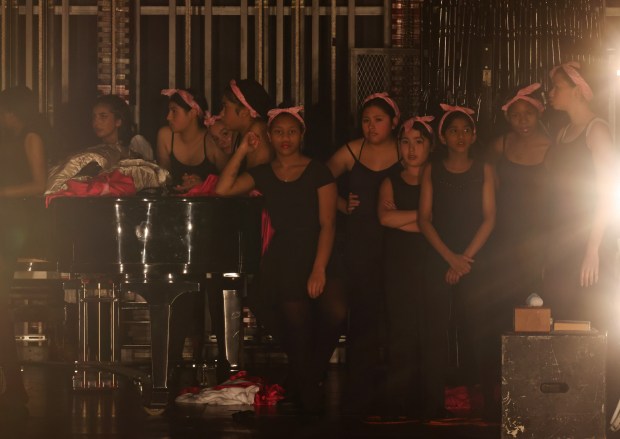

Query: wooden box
[513,307,551,333]
[501,333,606,438]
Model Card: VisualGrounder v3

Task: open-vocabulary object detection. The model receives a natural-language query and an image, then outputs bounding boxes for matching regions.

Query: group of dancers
[0,61,617,423]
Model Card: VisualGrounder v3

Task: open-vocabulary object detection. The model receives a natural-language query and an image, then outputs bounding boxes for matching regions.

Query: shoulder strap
[170,131,175,154]
[358,140,365,161]
[345,143,358,162]
[585,117,608,137]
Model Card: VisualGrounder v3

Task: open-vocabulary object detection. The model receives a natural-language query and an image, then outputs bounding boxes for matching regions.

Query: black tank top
[344,141,401,262]
[169,132,218,184]
[0,129,36,188]
[431,159,484,254]
[496,135,549,239]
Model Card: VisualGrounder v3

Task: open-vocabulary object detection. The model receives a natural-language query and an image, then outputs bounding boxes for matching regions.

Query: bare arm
[244,122,272,169]
[377,177,419,231]
[214,132,257,196]
[326,144,355,214]
[0,133,46,197]
[418,164,472,275]
[156,126,172,171]
[307,182,337,298]
[462,163,496,259]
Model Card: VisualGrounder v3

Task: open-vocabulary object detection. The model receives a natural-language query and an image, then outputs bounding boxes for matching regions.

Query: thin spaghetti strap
[170,132,175,153]
[358,140,365,161]
[395,139,401,161]
[203,133,208,158]
[585,117,608,137]
[345,143,358,162]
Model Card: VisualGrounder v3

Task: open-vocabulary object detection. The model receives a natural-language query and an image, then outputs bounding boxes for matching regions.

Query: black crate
[501,333,606,439]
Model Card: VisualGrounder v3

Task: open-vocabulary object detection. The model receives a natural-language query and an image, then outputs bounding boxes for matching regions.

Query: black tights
[276,279,347,408]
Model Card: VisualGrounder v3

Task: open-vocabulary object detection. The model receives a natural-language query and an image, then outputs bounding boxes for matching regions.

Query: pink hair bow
[362,92,401,121]
[203,111,221,128]
[438,103,476,134]
[161,89,204,116]
[549,61,593,102]
[230,79,259,118]
[402,115,435,135]
[267,106,305,132]
[501,83,545,113]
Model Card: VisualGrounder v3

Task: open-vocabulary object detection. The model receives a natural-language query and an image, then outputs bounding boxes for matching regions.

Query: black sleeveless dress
[543,119,615,326]
[169,132,218,185]
[494,137,549,310]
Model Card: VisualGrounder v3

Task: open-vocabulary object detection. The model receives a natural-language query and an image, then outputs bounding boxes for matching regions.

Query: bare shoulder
[586,119,613,153]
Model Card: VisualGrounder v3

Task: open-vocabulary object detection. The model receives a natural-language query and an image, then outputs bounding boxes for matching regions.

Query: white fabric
[128,135,154,161]
[175,385,259,406]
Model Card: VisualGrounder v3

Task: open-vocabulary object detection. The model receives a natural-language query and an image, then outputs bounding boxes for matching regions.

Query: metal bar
[292,0,300,103]
[348,0,354,50]
[276,0,283,104]
[111,0,117,94]
[262,0,270,94]
[168,0,176,88]
[330,0,336,143]
[204,0,212,106]
[240,0,247,78]
[383,0,391,47]
[1,0,7,90]
[184,0,191,87]
[25,0,33,88]
[311,0,319,104]
[37,0,44,112]
[46,0,54,118]
[134,0,142,128]
[255,0,263,84]
[298,0,305,105]
[61,0,69,102]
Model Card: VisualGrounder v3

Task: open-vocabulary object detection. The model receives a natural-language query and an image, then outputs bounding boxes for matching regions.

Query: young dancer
[489,83,551,327]
[327,92,401,415]
[220,79,274,170]
[378,116,433,419]
[156,88,228,192]
[216,106,345,414]
[418,104,496,420]
[92,94,153,160]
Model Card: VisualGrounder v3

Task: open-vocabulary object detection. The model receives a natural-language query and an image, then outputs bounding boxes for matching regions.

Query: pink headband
[203,111,221,128]
[501,83,545,113]
[401,115,435,136]
[161,89,204,117]
[362,92,401,121]
[230,79,259,118]
[438,103,476,135]
[549,61,594,102]
[267,106,305,133]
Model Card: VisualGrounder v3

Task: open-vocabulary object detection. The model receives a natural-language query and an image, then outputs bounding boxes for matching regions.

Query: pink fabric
[161,89,205,116]
[204,111,221,128]
[193,370,284,406]
[362,92,401,121]
[438,103,476,135]
[267,106,305,133]
[45,170,136,207]
[230,80,259,118]
[501,83,545,113]
[401,115,435,135]
[549,61,594,102]
[177,174,275,255]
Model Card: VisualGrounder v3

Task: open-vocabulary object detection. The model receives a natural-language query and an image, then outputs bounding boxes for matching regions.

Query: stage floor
[1,362,499,439]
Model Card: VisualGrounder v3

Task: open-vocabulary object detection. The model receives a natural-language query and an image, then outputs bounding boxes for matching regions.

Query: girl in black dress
[418,104,496,420]
[156,88,228,192]
[378,116,433,419]
[216,106,345,414]
[488,84,551,309]
[327,93,401,415]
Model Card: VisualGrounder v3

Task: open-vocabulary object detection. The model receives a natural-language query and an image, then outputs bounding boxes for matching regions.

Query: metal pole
[184,0,191,87]
[168,0,176,88]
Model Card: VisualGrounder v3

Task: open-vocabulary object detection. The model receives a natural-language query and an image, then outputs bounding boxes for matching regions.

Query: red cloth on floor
[45,170,136,207]
[177,174,275,255]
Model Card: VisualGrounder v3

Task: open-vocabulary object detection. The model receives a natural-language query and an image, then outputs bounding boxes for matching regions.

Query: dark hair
[0,86,38,123]
[168,88,209,124]
[94,94,134,146]
[502,86,545,113]
[360,97,397,121]
[440,111,476,136]
[399,121,435,147]
[223,79,274,121]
